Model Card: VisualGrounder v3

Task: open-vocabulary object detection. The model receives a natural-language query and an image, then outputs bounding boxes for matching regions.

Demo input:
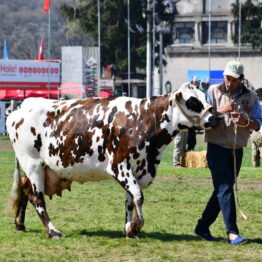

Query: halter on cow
[7,82,217,238]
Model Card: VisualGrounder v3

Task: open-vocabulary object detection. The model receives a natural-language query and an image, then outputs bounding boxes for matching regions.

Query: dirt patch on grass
[155,176,211,185]
[155,176,262,190]
[0,137,13,152]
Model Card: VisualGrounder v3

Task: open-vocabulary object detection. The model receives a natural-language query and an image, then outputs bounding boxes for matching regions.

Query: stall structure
[0,59,61,100]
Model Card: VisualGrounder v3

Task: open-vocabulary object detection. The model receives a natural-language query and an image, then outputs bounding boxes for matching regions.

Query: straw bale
[181,151,208,168]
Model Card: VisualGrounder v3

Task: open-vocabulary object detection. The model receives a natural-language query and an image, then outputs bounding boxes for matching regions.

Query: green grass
[0,135,262,262]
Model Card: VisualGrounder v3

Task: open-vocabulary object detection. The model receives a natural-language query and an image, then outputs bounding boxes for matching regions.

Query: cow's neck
[142,95,178,148]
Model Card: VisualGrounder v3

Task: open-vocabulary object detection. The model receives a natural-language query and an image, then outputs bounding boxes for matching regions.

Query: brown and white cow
[7,82,216,238]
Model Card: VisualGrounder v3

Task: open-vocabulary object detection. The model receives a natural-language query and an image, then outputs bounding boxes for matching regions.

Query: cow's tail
[7,158,22,216]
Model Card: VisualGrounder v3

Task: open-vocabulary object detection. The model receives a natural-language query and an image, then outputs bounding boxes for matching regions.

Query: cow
[6,82,217,239]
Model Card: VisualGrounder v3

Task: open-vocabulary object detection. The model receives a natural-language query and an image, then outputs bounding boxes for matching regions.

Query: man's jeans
[197,143,243,234]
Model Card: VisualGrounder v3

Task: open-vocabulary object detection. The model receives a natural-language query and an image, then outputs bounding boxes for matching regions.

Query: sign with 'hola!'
[0,59,60,90]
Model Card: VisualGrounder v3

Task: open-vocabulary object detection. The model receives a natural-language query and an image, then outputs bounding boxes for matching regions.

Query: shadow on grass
[79,229,221,242]
[250,238,262,244]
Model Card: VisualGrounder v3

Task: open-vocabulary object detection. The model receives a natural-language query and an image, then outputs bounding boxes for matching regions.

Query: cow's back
[6,97,147,183]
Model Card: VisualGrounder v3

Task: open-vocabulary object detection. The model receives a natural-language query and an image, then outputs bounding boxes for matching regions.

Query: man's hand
[230,111,248,126]
[219,100,235,114]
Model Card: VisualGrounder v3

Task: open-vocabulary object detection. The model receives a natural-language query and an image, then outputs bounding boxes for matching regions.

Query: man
[195,60,262,245]
[250,88,262,167]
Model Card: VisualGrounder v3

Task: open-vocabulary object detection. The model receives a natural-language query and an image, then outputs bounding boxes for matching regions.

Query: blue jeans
[197,143,243,235]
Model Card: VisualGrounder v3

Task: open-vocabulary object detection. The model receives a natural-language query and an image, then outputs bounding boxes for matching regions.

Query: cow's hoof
[49,230,63,239]
[126,234,139,239]
[15,225,26,232]
[125,220,143,239]
[125,229,139,239]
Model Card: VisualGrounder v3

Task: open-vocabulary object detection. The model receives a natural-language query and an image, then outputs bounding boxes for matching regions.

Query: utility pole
[146,0,152,98]
[152,0,156,96]
[159,28,163,95]
[158,22,169,95]
[208,0,211,73]
[238,0,242,60]
[127,0,131,97]
[97,0,101,97]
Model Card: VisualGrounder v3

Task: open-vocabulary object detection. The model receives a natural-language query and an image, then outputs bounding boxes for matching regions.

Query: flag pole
[42,0,51,98]
[48,8,51,60]
[48,4,51,99]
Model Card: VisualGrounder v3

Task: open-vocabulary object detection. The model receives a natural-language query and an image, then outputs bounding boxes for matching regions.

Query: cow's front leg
[124,192,134,237]
[124,188,144,238]
[121,175,144,238]
[110,162,144,238]
[131,188,144,237]
[27,163,62,238]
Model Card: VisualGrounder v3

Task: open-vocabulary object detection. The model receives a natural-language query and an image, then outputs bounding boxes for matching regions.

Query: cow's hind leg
[8,159,29,232]
[15,176,31,232]
[27,160,62,238]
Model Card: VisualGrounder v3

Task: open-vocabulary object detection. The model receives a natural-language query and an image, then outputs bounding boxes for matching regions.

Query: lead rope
[232,113,249,220]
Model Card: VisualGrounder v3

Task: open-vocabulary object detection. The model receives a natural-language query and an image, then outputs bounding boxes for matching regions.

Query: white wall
[164,56,262,90]
[175,0,236,15]
[62,46,84,85]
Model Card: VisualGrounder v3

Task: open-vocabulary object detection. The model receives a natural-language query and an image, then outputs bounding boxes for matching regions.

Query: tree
[61,0,147,74]
[0,0,74,59]
[231,0,262,48]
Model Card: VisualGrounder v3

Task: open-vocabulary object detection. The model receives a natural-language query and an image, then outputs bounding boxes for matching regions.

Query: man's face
[224,75,242,93]
[258,94,262,101]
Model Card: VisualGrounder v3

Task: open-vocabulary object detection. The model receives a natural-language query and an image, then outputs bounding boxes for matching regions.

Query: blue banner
[188,70,224,92]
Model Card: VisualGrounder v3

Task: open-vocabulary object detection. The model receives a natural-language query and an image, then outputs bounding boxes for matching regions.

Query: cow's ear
[175,92,183,103]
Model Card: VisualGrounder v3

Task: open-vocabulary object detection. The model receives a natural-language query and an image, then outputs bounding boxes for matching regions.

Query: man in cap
[250,88,262,167]
[195,60,262,244]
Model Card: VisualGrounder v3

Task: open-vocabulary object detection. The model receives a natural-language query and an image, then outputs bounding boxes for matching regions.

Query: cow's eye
[185,97,204,113]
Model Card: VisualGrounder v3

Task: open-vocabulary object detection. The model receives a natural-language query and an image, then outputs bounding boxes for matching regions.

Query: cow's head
[170,82,217,130]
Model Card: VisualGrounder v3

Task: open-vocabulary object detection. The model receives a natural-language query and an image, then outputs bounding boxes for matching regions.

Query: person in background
[173,131,188,168]
[187,128,197,151]
[195,60,262,245]
[250,88,262,167]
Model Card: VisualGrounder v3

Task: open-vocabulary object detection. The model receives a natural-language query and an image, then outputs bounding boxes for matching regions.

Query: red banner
[42,0,50,13]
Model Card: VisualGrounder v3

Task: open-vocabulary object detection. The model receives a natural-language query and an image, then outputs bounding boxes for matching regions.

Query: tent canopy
[0,82,86,100]
[0,89,58,100]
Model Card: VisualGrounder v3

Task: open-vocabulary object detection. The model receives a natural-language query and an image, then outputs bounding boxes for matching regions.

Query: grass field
[0,135,262,262]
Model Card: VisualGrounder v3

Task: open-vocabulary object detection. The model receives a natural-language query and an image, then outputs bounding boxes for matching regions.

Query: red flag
[42,0,50,12]
[37,40,44,60]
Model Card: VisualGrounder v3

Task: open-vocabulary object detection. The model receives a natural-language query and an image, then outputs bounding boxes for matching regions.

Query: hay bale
[181,151,208,168]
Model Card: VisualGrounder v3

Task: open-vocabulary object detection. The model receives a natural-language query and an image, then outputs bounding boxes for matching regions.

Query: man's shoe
[228,236,248,245]
[195,227,220,242]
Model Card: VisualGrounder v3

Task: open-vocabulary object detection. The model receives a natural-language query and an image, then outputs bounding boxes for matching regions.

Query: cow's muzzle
[204,109,224,129]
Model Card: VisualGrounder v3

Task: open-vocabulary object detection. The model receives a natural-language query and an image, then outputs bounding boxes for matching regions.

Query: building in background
[61,46,98,98]
[114,73,146,98]
[62,46,115,98]
[164,0,262,90]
